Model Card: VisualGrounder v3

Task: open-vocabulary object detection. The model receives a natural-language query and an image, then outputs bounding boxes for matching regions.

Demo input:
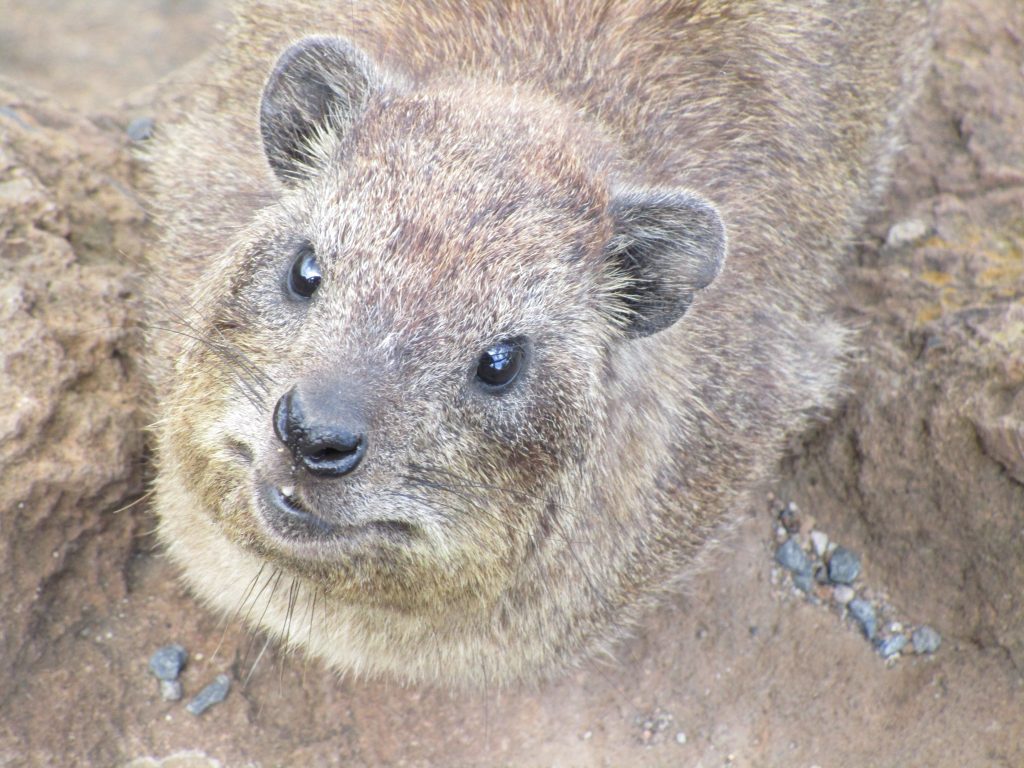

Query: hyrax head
[162,36,726,680]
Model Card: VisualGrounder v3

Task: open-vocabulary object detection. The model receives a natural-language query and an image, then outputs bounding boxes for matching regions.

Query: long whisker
[142,321,268,410]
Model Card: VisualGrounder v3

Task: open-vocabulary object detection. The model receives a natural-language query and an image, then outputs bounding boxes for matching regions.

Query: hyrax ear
[605,188,727,337]
[260,36,379,184]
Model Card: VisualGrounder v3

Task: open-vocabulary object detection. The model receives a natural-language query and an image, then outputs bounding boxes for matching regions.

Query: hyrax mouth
[257,482,416,547]
[260,483,337,539]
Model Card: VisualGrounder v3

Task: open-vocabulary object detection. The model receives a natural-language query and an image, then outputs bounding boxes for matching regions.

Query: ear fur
[605,188,727,337]
[259,36,379,184]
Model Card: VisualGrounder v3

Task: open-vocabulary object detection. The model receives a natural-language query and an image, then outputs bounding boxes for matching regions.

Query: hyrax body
[143,0,933,685]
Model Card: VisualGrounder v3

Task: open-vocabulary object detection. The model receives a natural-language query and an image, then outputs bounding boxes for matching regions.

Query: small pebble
[792,570,813,593]
[186,674,231,716]
[675,731,687,745]
[148,644,188,681]
[127,116,155,142]
[827,546,861,584]
[775,538,811,576]
[159,679,183,702]
[877,634,908,658]
[810,530,829,557]
[885,218,929,248]
[813,563,830,584]
[912,625,942,654]
[832,585,855,605]
[848,598,877,640]
[778,504,800,533]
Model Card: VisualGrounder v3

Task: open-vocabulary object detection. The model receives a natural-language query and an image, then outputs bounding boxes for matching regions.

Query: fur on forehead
[278,87,622,344]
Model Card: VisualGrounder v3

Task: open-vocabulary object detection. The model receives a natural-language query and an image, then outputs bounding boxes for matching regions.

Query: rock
[848,599,878,640]
[776,0,1024,676]
[126,116,155,142]
[792,570,814,593]
[159,680,183,702]
[832,585,856,605]
[148,645,187,681]
[827,547,862,584]
[810,531,829,557]
[778,504,801,534]
[775,539,811,576]
[186,674,231,716]
[912,626,942,655]
[885,218,929,248]
[877,634,908,659]
[813,564,830,585]
[972,398,1024,486]
[0,83,146,704]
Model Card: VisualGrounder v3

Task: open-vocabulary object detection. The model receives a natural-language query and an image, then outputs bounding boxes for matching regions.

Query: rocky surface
[0,79,147,743]
[0,0,1021,766]
[778,0,1024,677]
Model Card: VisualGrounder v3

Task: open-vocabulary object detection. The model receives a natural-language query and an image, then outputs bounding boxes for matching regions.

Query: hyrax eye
[286,242,322,299]
[475,339,526,391]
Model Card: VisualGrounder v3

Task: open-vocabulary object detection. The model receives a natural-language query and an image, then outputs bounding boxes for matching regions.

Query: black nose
[273,386,367,477]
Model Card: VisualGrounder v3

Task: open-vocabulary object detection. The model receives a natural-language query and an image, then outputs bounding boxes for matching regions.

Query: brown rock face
[0,83,146,700]
[779,0,1024,670]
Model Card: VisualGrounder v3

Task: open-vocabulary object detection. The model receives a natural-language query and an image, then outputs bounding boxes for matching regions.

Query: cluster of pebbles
[148,644,231,716]
[769,498,941,661]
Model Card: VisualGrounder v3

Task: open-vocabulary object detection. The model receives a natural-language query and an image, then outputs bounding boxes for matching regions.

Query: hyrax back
[143,0,933,685]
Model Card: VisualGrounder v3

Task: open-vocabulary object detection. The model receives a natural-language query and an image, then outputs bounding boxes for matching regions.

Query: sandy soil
[0,1,1021,766]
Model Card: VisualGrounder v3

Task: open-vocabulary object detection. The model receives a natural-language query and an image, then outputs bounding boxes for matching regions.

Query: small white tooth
[280,485,294,498]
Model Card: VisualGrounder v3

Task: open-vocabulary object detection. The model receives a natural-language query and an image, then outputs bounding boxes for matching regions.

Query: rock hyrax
[142,0,933,685]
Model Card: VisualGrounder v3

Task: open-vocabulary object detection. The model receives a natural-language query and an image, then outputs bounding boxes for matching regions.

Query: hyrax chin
[143,1,932,685]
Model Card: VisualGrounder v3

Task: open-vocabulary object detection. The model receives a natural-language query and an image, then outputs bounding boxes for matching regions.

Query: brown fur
[142,0,934,685]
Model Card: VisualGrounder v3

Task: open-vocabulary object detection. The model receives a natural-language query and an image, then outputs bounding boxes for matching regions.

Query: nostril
[298,430,366,477]
[307,433,360,462]
[313,446,354,462]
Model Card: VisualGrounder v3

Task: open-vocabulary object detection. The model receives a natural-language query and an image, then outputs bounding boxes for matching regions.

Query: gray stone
[814,564,830,584]
[832,585,855,605]
[810,530,829,557]
[159,679,182,702]
[148,644,188,681]
[848,598,877,640]
[792,570,814,592]
[912,625,942,654]
[186,674,231,716]
[775,538,811,575]
[877,634,908,658]
[126,116,155,142]
[828,547,862,584]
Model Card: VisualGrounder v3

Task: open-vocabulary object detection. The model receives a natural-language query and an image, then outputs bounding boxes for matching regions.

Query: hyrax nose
[273,384,367,477]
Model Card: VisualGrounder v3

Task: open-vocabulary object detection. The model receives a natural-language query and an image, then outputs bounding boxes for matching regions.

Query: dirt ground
[0,1,1022,766]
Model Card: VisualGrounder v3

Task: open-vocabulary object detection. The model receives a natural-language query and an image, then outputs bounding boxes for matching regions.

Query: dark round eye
[475,339,525,391]
[287,243,322,299]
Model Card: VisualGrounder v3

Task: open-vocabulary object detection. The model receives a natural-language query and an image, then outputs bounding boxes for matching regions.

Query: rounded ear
[259,36,380,185]
[605,188,727,337]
